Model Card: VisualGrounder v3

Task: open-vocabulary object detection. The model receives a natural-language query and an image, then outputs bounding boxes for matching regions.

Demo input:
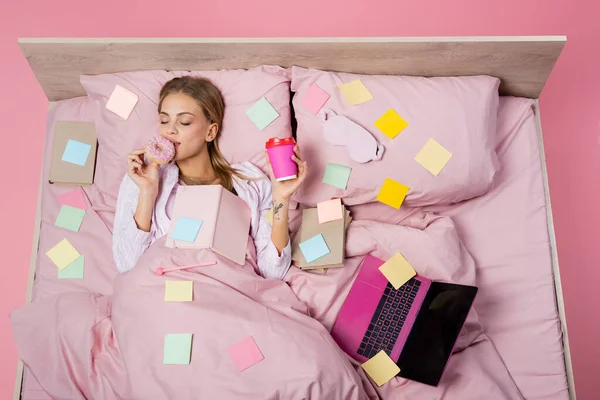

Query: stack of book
[292,203,351,271]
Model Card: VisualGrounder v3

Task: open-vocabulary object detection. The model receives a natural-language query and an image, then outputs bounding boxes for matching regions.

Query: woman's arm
[134,190,158,232]
[113,175,157,273]
[270,195,290,256]
[265,144,308,255]
[127,148,160,232]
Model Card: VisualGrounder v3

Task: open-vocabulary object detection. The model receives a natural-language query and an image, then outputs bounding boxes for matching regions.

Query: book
[292,205,351,270]
[49,121,98,185]
[165,185,251,265]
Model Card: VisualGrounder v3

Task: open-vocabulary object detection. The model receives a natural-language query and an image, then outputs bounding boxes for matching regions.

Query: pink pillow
[80,66,292,208]
[291,66,500,207]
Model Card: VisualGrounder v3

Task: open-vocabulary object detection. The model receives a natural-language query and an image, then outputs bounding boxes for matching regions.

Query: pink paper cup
[266,137,297,181]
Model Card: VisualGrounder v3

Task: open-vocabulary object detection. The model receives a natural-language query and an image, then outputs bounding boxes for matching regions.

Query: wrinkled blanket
[12,212,523,399]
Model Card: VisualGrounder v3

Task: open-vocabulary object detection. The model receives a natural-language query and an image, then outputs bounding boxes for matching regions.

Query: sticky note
[322,163,352,190]
[246,97,279,131]
[377,178,409,209]
[46,239,80,270]
[170,217,203,243]
[301,83,330,114]
[379,253,417,290]
[414,138,453,176]
[165,281,193,302]
[299,233,330,264]
[62,140,92,166]
[317,198,343,224]
[55,205,86,232]
[361,350,401,387]
[58,188,87,210]
[228,336,264,372]
[58,255,84,279]
[164,333,193,365]
[106,84,139,120]
[265,208,274,225]
[374,109,409,140]
[338,80,373,106]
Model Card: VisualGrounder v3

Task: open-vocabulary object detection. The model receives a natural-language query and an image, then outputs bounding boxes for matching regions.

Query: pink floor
[1,0,599,398]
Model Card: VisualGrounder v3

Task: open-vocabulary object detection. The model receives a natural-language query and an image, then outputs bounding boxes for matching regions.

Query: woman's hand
[265,145,308,202]
[127,149,160,196]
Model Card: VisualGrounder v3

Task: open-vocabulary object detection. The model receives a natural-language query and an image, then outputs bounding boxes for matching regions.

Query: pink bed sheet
[18,96,568,399]
[19,97,118,399]
[434,97,569,399]
[344,97,569,399]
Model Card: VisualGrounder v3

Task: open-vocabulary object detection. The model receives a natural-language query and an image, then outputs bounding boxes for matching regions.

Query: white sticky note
[106,85,139,120]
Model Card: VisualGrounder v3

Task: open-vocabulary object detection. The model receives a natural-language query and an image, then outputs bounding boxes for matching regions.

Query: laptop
[331,255,477,386]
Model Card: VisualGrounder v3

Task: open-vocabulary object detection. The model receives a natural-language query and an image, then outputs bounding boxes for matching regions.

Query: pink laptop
[165,185,251,265]
[331,255,477,386]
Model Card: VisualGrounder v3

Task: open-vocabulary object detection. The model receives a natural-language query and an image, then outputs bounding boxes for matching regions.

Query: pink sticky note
[228,336,264,372]
[105,85,139,120]
[57,188,87,210]
[317,198,344,224]
[300,83,330,115]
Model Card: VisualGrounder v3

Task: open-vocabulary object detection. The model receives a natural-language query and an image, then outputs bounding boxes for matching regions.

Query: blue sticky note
[246,97,279,131]
[55,205,86,232]
[170,217,203,243]
[62,140,92,166]
[299,234,331,264]
[164,333,193,364]
[58,255,84,279]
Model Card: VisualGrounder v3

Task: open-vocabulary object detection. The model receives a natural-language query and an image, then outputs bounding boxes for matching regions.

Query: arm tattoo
[273,202,284,221]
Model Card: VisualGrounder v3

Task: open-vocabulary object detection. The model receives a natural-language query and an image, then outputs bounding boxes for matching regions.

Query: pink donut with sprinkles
[145,135,175,164]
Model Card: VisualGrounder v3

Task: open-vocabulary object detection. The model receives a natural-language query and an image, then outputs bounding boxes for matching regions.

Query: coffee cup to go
[265,137,297,181]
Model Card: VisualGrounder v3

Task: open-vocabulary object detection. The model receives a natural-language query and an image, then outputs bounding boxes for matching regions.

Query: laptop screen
[397,282,478,386]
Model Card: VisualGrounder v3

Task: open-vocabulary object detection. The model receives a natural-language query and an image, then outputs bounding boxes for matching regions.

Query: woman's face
[158,92,217,162]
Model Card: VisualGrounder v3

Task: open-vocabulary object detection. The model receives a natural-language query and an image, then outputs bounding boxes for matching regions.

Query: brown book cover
[49,121,98,185]
[292,206,350,269]
[312,212,352,273]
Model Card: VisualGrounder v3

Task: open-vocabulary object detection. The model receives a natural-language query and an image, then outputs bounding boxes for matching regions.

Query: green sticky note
[246,97,279,131]
[164,334,193,365]
[55,205,86,232]
[58,255,84,279]
[322,163,352,190]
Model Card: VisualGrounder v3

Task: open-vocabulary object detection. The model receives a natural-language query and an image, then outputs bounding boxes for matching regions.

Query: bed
[13,37,572,399]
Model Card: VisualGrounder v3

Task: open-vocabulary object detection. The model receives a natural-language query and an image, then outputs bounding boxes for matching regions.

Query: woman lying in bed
[113,76,307,279]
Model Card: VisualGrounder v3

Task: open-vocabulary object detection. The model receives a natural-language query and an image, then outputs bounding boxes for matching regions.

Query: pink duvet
[14,235,373,399]
[12,214,523,399]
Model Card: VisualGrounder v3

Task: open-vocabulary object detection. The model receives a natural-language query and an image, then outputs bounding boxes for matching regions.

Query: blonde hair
[158,76,246,192]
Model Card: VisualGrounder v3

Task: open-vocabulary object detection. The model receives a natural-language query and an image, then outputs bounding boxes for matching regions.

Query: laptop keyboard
[357,278,421,359]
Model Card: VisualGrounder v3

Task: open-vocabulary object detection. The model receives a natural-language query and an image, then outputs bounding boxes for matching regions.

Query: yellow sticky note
[374,109,408,140]
[46,239,81,270]
[165,281,193,302]
[338,80,373,106]
[361,350,401,387]
[414,138,453,176]
[379,253,416,290]
[265,208,274,225]
[376,178,410,209]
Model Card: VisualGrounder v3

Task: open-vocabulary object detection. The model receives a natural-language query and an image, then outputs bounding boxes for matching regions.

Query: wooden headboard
[18,36,566,101]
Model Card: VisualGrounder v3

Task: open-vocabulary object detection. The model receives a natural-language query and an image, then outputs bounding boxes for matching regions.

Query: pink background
[1,0,598,398]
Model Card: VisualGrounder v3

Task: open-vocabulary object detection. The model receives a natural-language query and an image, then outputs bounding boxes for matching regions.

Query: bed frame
[15,36,572,399]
